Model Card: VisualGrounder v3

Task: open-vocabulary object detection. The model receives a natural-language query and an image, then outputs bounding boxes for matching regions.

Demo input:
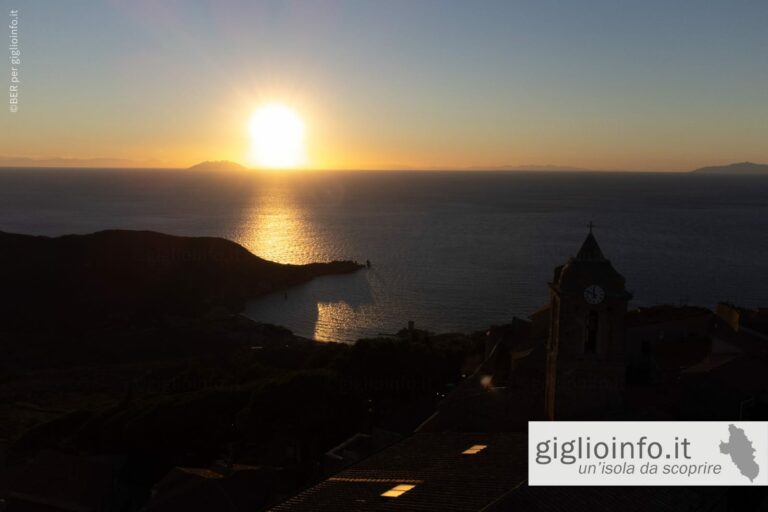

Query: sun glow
[248,103,306,169]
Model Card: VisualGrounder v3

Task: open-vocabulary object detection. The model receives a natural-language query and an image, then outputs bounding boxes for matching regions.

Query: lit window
[462,444,487,455]
[381,484,415,498]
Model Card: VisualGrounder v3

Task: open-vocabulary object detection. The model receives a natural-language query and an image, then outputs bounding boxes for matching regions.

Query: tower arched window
[585,310,598,353]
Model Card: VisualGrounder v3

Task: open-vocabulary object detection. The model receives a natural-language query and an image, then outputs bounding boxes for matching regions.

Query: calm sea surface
[1,169,766,342]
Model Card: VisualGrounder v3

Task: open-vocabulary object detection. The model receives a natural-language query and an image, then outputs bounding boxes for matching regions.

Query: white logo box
[528,421,768,486]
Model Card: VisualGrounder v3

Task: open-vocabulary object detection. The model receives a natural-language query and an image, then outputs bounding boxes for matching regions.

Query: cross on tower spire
[587,221,595,234]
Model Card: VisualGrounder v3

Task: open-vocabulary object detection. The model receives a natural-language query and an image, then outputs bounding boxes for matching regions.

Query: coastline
[0,229,364,328]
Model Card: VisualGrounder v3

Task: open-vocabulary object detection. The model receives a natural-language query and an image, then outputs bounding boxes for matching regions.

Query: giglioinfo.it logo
[528,421,767,486]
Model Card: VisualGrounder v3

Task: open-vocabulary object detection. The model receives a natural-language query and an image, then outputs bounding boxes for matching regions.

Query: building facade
[545,229,632,419]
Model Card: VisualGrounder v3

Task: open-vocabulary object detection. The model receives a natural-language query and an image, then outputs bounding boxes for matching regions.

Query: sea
[1,168,766,342]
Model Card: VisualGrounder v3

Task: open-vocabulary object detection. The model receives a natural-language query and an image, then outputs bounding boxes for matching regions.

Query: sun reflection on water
[237,178,379,342]
[234,180,319,265]
[313,301,383,342]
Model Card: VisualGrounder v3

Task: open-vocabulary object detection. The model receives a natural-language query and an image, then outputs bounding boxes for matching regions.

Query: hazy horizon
[0,156,765,173]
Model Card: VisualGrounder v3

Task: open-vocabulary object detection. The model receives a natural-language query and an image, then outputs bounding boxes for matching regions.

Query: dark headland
[0,230,362,327]
[691,161,768,175]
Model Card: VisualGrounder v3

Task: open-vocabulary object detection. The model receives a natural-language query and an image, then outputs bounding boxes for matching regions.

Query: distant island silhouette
[188,160,249,172]
[691,161,768,175]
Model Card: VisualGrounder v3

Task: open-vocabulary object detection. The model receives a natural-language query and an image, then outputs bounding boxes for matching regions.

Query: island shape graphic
[720,424,760,482]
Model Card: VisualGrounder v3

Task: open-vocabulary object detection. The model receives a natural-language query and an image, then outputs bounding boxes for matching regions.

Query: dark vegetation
[2,318,482,508]
[0,230,483,509]
[4,321,481,464]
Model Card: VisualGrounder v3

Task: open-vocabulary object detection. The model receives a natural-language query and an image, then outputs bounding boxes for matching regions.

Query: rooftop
[270,432,527,512]
[575,231,606,261]
[271,432,714,511]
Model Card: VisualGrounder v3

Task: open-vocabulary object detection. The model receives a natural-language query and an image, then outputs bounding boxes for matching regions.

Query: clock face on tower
[584,284,605,305]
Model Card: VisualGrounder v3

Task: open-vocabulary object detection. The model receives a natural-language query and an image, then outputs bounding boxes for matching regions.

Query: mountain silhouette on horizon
[691,162,768,175]
[188,160,249,171]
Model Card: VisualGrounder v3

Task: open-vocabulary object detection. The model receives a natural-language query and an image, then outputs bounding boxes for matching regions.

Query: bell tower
[545,225,632,420]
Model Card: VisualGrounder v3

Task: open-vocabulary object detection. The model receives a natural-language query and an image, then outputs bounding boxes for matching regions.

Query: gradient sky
[2,0,767,170]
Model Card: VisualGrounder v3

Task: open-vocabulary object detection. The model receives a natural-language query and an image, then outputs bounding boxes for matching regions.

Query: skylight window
[381,484,415,498]
[462,444,487,455]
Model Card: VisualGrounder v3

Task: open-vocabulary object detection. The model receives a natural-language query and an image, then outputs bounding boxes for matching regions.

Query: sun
[248,103,306,169]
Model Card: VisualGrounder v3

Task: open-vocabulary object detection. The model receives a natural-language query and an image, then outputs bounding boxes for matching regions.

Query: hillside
[0,230,361,328]
[691,162,768,175]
